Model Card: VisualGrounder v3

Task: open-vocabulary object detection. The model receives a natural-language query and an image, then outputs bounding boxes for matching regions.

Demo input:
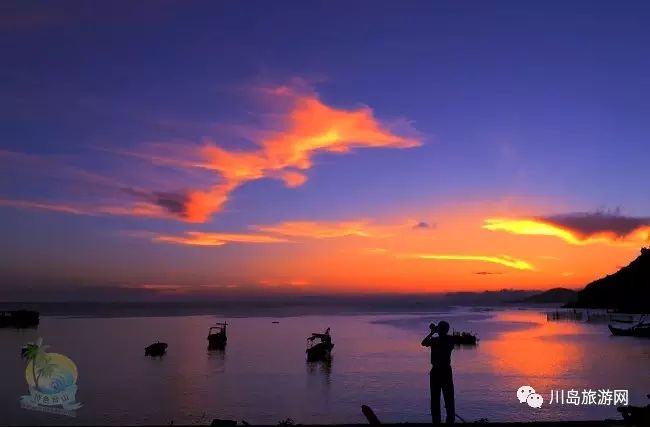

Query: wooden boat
[608,320,650,338]
[306,327,334,361]
[0,310,39,328]
[207,322,228,349]
[451,331,479,345]
[145,341,168,357]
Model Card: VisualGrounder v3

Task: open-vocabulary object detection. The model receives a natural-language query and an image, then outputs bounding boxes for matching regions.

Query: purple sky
[1,1,649,299]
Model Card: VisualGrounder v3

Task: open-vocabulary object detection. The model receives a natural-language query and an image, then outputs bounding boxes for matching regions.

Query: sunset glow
[152,231,288,247]
[3,5,650,427]
[1,2,649,299]
[401,254,536,271]
[484,218,592,245]
[254,220,388,239]
[484,217,650,246]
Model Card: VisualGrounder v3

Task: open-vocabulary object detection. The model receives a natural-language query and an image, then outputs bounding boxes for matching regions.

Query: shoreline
[0,301,555,319]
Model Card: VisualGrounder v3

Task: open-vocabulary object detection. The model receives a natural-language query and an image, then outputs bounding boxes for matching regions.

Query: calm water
[0,308,648,425]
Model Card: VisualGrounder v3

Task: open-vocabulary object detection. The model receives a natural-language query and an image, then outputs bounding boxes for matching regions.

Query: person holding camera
[421,320,455,424]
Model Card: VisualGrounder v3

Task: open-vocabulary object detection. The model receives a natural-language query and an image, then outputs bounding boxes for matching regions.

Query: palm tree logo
[21,338,55,392]
[20,338,82,412]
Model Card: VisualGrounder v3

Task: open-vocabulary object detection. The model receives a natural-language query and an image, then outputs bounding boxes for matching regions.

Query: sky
[1,1,650,300]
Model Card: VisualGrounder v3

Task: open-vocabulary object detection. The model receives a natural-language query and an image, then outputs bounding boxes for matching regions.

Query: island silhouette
[567,247,650,312]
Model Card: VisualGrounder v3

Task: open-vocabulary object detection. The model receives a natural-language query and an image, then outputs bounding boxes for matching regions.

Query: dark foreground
[201,422,628,427]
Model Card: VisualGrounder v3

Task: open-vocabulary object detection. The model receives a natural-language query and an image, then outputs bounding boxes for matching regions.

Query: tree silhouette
[21,338,50,392]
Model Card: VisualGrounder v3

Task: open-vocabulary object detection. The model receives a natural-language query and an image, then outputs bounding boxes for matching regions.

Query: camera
[429,322,437,332]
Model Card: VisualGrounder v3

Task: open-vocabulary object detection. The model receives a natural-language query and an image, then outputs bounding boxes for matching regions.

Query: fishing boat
[306,327,334,361]
[608,317,650,338]
[0,310,39,328]
[145,341,168,357]
[451,331,479,345]
[207,322,228,349]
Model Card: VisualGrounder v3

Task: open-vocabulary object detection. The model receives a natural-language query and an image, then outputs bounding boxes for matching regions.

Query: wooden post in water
[361,405,381,425]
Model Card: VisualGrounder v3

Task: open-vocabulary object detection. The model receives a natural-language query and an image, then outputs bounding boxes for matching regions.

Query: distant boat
[608,318,650,338]
[451,331,479,346]
[207,322,228,349]
[145,341,168,357]
[0,310,39,329]
[306,327,334,361]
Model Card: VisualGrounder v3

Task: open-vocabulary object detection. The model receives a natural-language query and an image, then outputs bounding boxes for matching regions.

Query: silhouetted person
[422,321,455,424]
[323,327,331,344]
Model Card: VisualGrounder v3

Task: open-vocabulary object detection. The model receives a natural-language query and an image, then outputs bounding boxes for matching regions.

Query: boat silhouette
[0,310,39,329]
[608,317,650,338]
[145,341,168,357]
[451,331,479,345]
[208,322,228,349]
[306,327,334,361]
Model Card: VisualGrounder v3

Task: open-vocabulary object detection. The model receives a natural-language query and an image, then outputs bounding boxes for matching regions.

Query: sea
[0,305,648,425]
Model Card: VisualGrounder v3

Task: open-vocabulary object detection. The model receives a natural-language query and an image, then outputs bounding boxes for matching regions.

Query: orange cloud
[0,88,420,224]
[278,170,308,188]
[138,219,390,247]
[0,198,180,220]
[401,253,536,271]
[184,183,236,224]
[160,93,420,222]
[254,220,389,239]
[0,199,91,215]
[131,218,402,249]
[151,231,288,246]
[484,218,589,244]
[259,278,311,287]
[483,216,650,245]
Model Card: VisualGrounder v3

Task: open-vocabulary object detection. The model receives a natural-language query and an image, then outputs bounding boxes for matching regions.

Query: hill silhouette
[568,247,650,312]
[515,287,577,304]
